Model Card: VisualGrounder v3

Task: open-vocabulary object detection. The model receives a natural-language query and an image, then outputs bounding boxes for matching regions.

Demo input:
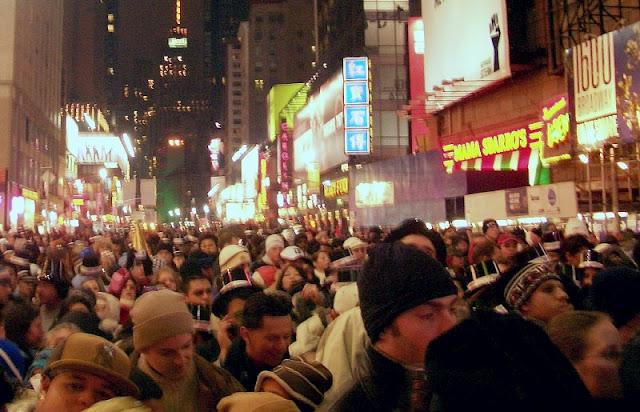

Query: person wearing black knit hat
[384,218,447,266]
[589,266,640,344]
[333,242,458,411]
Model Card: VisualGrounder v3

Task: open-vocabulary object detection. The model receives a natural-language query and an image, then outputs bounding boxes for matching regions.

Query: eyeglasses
[486,222,499,229]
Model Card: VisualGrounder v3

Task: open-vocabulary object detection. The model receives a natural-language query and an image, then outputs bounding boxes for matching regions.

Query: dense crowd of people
[0,216,639,411]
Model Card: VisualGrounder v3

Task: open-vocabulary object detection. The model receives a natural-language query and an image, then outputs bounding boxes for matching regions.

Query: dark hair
[560,234,591,258]
[59,289,97,319]
[424,310,594,411]
[154,243,173,255]
[198,233,218,249]
[3,301,40,349]
[125,253,153,276]
[452,235,469,248]
[275,265,307,293]
[241,293,292,330]
[179,275,211,294]
[218,231,239,249]
[472,239,498,265]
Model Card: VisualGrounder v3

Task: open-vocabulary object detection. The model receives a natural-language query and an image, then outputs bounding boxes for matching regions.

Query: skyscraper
[111,0,219,220]
[0,1,65,229]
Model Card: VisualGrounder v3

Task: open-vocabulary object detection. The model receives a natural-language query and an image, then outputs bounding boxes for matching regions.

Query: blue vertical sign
[343,57,371,155]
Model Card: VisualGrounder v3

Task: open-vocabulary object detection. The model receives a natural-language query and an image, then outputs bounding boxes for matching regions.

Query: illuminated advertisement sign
[441,119,542,172]
[168,37,188,48]
[293,73,347,173]
[408,17,428,153]
[566,20,640,148]
[208,138,223,172]
[355,181,394,208]
[540,95,571,164]
[422,0,511,113]
[258,153,268,210]
[614,20,640,144]
[324,178,348,199]
[67,131,130,177]
[567,31,617,149]
[307,163,320,195]
[278,123,292,197]
[241,146,259,199]
[343,57,372,155]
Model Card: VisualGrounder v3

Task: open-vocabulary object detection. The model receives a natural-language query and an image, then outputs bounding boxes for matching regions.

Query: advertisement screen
[422,0,510,112]
[242,146,259,199]
[67,131,130,176]
[566,20,640,148]
[355,181,394,208]
[441,118,542,172]
[540,94,571,164]
[293,73,347,173]
[208,138,223,172]
[408,17,428,152]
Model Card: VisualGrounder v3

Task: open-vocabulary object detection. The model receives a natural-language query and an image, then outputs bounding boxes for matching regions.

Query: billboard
[567,31,617,149]
[422,0,510,113]
[441,118,542,172]
[241,145,259,199]
[465,181,577,222]
[67,130,130,177]
[293,73,347,173]
[355,181,394,208]
[208,138,223,172]
[567,20,640,148]
[615,21,640,144]
[408,17,428,153]
[540,94,571,164]
[277,123,292,194]
[343,57,372,155]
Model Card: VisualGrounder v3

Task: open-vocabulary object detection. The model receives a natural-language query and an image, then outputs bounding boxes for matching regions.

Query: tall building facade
[316,0,410,162]
[111,0,218,221]
[247,0,316,143]
[226,22,251,158]
[0,1,65,229]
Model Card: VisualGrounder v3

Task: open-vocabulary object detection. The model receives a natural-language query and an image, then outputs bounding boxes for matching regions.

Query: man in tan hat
[130,289,243,412]
[9,332,139,412]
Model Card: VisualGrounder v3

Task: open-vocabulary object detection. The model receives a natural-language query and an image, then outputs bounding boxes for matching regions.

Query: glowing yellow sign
[324,178,349,199]
[540,95,571,164]
[22,189,39,201]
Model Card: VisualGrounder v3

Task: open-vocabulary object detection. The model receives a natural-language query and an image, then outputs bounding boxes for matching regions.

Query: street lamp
[98,168,108,217]
[618,161,633,211]
[579,153,593,223]
[174,208,180,216]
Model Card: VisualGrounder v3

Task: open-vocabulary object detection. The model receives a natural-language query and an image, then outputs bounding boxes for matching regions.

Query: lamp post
[609,146,620,234]
[618,161,633,213]
[600,148,608,233]
[579,153,593,227]
[203,204,210,226]
[99,168,108,218]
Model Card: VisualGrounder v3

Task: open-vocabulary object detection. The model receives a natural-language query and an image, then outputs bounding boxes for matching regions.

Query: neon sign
[324,178,348,199]
[258,154,268,210]
[442,120,543,170]
[278,123,291,195]
[540,95,571,164]
[208,138,222,172]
